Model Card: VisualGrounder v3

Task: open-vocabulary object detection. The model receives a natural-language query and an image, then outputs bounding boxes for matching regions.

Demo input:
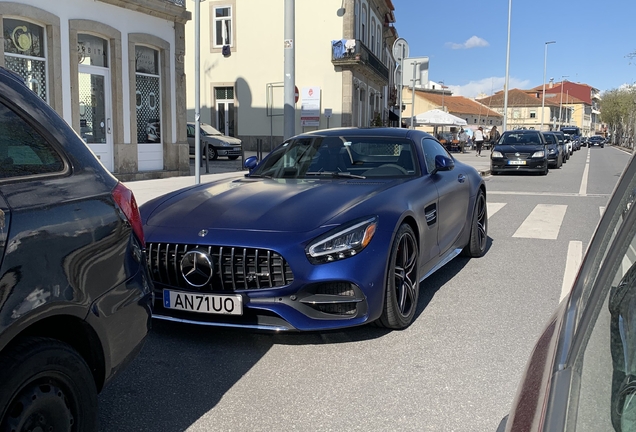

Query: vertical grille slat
[230,248,237,290]
[146,243,293,292]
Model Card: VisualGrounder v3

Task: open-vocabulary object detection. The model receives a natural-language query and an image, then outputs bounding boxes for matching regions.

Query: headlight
[491,151,503,158]
[532,150,545,158]
[306,216,378,264]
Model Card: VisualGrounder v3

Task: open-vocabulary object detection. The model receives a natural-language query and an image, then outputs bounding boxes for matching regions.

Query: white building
[0,0,191,180]
[184,0,399,151]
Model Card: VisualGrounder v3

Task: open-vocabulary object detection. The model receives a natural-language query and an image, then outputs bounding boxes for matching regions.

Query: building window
[361,5,367,44]
[530,111,536,119]
[213,5,232,48]
[3,18,47,101]
[135,46,161,144]
[370,18,376,54]
[377,24,381,56]
[354,1,359,39]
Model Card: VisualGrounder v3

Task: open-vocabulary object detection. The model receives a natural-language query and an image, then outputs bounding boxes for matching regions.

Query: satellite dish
[392,38,409,63]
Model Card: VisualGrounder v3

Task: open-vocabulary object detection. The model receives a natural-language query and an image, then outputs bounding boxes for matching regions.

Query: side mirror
[431,154,454,175]
[244,156,259,171]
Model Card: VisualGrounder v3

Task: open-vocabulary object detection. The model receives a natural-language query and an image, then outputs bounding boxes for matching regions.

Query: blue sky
[392,0,636,98]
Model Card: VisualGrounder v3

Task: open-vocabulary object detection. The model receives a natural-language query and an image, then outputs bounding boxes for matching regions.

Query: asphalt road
[99,145,632,432]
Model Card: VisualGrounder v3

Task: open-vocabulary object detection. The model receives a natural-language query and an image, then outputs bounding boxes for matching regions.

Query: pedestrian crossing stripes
[512,204,568,240]
[486,202,606,240]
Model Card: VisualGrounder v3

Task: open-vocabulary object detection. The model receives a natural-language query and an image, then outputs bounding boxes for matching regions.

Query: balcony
[331,39,389,82]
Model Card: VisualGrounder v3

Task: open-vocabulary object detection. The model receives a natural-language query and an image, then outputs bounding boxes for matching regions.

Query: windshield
[200,123,223,136]
[249,136,417,179]
[499,132,543,145]
[544,134,557,144]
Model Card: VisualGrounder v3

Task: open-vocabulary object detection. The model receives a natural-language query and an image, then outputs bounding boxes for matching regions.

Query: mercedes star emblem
[180,250,214,287]
[515,152,520,157]
[198,229,208,237]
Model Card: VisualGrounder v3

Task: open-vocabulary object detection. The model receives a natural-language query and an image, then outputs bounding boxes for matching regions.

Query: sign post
[392,38,409,127]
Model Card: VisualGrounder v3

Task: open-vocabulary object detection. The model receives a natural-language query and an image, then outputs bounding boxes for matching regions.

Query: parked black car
[541,131,564,168]
[0,67,152,430]
[589,135,605,147]
[498,151,636,432]
[186,122,242,160]
[490,130,549,175]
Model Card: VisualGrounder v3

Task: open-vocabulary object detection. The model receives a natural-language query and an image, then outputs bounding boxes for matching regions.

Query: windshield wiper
[305,171,366,179]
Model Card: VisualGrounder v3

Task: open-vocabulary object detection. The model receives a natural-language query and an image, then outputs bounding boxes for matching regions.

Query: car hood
[494,144,545,153]
[203,135,242,145]
[141,177,400,233]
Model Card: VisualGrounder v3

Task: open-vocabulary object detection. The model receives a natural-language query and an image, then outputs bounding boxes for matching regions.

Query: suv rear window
[0,101,64,178]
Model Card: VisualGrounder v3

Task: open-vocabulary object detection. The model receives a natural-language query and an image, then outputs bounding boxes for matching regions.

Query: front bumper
[215,146,242,157]
[491,158,548,172]
[144,229,396,331]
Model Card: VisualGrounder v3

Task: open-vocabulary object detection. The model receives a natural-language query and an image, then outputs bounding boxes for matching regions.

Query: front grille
[504,152,531,158]
[147,243,294,291]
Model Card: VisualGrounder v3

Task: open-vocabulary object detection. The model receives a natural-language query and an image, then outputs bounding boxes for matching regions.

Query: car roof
[288,127,433,141]
[0,66,28,88]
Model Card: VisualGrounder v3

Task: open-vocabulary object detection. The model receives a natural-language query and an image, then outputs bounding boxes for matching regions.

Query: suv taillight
[112,182,145,248]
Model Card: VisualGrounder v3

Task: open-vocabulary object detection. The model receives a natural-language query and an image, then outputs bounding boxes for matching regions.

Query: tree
[600,87,636,148]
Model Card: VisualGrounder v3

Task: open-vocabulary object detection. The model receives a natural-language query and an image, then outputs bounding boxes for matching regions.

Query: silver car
[187,122,242,160]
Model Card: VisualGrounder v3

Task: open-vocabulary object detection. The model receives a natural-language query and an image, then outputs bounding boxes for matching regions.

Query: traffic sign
[392,38,409,63]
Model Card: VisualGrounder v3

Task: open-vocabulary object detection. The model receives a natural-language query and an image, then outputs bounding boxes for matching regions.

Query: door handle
[458,174,466,183]
[107,118,111,134]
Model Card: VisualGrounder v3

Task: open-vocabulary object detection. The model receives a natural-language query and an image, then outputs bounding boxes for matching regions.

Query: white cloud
[447,76,532,98]
[446,36,489,50]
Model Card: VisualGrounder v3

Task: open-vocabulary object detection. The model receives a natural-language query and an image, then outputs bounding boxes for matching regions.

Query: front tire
[206,145,218,160]
[0,337,98,432]
[377,224,419,329]
[461,189,488,258]
[228,155,239,160]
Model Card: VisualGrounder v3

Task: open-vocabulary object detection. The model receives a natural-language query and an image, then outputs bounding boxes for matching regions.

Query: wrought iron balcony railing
[331,39,389,81]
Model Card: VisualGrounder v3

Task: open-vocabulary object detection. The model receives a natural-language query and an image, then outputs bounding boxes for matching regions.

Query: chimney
[549,78,554,89]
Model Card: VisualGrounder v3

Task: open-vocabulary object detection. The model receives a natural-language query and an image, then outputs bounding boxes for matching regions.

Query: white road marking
[579,149,591,196]
[487,203,506,218]
[600,206,605,218]
[512,204,568,240]
[487,191,608,198]
[560,241,583,301]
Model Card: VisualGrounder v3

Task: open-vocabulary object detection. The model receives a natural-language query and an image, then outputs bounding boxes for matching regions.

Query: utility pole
[283,0,295,140]
[194,0,202,184]
[558,76,568,128]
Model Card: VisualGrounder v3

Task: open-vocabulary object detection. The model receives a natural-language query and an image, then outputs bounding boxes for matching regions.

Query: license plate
[163,290,243,315]
[508,160,526,165]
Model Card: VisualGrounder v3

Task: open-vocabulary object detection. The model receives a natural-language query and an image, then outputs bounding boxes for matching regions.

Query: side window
[421,137,450,174]
[187,124,194,137]
[571,182,636,430]
[0,101,64,179]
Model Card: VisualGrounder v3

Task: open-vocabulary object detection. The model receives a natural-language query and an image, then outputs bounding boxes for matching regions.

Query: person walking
[474,127,485,156]
[489,125,501,149]
[458,128,468,153]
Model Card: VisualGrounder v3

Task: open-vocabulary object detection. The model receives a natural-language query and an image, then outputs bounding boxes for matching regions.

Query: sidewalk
[125,149,491,205]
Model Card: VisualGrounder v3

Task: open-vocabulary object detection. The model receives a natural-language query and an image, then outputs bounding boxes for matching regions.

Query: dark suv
[0,67,152,430]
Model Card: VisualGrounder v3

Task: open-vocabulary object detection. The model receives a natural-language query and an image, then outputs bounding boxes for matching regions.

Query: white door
[78,65,113,171]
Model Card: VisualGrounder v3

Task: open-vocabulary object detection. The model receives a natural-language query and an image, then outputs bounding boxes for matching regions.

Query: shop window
[3,18,47,101]
[77,34,108,67]
[135,46,161,143]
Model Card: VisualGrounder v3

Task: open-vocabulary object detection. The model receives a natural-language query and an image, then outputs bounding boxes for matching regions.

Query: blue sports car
[140,127,488,331]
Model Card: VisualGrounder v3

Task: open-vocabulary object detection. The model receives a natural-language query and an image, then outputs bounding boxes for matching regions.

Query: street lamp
[502,0,512,131]
[540,41,556,131]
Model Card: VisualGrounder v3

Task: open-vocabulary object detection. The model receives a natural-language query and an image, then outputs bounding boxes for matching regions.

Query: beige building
[0,0,191,180]
[403,88,502,131]
[184,0,398,151]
